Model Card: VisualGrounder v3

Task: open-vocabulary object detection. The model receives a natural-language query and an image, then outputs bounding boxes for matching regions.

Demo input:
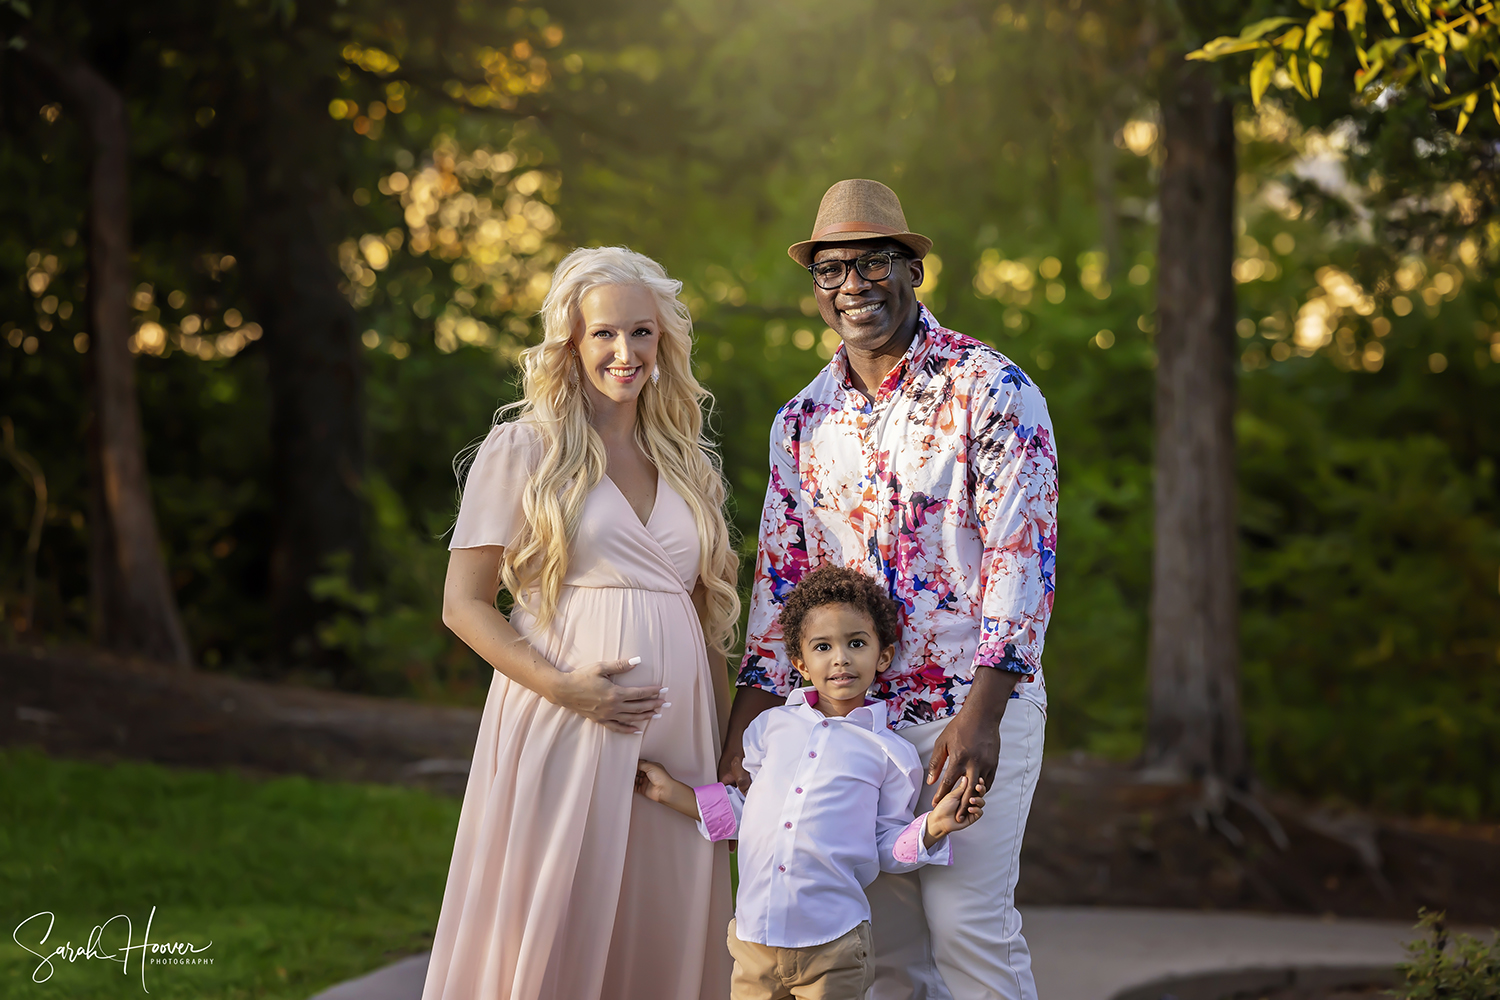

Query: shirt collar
[829,302,940,400]
[785,686,889,732]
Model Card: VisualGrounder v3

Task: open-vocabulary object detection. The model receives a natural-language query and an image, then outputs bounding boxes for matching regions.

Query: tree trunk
[35,50,193,667]
[78,68,195,667]
[238,83,367,669]
[1144,60,1245,784]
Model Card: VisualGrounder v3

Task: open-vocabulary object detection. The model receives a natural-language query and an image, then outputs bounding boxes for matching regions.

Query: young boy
[636,564,986,1000]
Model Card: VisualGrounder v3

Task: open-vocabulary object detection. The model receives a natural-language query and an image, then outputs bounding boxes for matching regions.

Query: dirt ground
[5,643,1499,927]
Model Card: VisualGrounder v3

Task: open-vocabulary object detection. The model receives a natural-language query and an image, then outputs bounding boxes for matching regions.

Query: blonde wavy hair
[493,246,740,654]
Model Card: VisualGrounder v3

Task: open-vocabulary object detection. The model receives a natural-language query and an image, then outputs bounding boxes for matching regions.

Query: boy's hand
[634,759,675,804]
[923,775,986,847]
[635,759,707,823]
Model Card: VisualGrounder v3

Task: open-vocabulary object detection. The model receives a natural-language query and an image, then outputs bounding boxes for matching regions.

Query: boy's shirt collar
[785,686,888,732]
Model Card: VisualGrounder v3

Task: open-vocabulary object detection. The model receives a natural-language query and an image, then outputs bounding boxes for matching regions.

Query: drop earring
[650,366,661,386]
[568,349,580,388]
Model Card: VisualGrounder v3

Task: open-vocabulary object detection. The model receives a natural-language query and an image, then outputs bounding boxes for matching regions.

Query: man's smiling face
[811,240,924,358]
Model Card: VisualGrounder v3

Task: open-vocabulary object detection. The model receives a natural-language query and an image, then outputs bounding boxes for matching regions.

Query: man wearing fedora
[720,179,1057,1000]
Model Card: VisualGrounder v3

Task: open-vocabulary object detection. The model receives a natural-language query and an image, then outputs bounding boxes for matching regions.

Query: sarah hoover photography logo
[12,904,213,992]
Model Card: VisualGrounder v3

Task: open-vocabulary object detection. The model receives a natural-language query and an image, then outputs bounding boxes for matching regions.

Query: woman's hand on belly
[444,548,666,733]
[550,657,669,735]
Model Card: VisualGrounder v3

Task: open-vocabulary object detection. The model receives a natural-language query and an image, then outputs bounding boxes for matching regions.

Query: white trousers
[865,698,1045,1000]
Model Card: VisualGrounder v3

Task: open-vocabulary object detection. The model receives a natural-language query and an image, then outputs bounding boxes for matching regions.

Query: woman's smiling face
[573,284,661,407]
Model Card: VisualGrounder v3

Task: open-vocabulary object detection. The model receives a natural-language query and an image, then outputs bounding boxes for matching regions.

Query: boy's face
[791,603,893,717]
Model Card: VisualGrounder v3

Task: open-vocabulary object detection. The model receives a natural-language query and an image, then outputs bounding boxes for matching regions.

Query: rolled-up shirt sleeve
[969,365,1058,677]
[738,409,810,696]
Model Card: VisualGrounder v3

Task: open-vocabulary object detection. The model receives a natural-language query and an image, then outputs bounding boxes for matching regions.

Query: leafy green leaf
[1366,35,1410,61]
[1415,47,1447,94]
[1355,34,1410,88]
[1377,0,1401,31]
[1188,36,1271,60]
[1305,9,1335,52]
[1456,90,1479,133]
[1344,0,1368,51]
[1355,58,1386,91]
[1395,911,1500,1000]
[1287,52,1313,98]
[1432,87,1482,110]
[1241,16,1300,41]
[1250,49,1278,106]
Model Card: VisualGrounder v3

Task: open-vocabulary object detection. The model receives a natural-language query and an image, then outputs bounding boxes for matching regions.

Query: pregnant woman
[421,246,739,1000]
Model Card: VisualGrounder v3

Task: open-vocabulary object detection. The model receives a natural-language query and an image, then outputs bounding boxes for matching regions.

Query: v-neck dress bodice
[567,472,698,594]
[451,425,698,595]
[425,420,732,1000]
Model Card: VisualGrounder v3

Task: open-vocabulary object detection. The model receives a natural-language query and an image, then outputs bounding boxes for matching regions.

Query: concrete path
[309,906,1425,1000]
[1025,907,1413,1000]
[312,953,430,1000]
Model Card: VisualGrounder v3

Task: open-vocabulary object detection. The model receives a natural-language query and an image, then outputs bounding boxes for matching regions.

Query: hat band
[809,220,902,241]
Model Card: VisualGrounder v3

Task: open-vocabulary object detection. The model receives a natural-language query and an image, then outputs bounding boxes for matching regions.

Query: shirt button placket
[788,723,823,838]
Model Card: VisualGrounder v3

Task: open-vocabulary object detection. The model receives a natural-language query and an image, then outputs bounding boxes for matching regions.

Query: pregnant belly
[514,586,713,782]
[513,586,704,688]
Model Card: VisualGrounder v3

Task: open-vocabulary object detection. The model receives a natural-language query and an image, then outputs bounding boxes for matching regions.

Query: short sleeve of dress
[449,421,543,550]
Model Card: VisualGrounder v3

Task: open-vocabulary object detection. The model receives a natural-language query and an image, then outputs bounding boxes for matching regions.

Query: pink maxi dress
[421,421,733,1000]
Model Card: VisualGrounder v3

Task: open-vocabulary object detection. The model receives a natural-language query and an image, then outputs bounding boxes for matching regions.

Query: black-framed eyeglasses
[807,251,910,290]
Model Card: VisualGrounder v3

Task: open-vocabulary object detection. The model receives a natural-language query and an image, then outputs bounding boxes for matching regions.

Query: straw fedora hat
[787,179,933,268]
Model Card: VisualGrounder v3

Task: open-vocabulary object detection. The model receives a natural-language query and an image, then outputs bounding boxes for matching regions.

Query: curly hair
[778,564,902,662]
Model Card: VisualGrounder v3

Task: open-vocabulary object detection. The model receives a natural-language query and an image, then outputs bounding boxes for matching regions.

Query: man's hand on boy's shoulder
[925,667,1020,818]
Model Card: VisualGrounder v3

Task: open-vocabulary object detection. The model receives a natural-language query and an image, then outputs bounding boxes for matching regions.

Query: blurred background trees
[1,0,1497,819]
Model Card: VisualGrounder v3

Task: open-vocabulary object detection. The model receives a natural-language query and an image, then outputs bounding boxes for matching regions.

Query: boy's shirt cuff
[693,783,743,842]
[892,812,953,866]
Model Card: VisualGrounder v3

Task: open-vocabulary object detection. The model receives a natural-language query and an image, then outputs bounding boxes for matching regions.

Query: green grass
[0,748,461,999]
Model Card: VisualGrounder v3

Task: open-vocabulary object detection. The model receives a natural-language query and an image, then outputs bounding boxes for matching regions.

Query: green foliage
[1396,910,1500,1000]
[1192,0,1500,135]
[308,472,486,703]
[1227,131,1500,816]
[1,0,1498,820]
[1240,411,1500,818]
[0,747,459,998]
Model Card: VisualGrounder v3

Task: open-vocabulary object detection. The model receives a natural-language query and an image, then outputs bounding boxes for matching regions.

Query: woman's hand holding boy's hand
[923,774,986,848]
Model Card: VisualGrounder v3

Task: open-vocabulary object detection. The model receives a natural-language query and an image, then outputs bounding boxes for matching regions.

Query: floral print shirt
[739,303,1058,730]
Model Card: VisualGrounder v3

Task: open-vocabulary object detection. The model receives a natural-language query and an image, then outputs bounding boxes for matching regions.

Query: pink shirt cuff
[893,812,953,866]
[694,783,739,842]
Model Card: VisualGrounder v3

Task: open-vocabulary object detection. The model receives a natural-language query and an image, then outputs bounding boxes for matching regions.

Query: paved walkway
[310,907,1426,1000]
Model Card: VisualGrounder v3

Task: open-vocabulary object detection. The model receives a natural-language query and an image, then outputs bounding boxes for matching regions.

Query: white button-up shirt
[692,688,951,948]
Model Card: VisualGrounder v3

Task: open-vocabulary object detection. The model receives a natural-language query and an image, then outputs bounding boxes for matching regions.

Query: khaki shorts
[727,917,875,1000]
